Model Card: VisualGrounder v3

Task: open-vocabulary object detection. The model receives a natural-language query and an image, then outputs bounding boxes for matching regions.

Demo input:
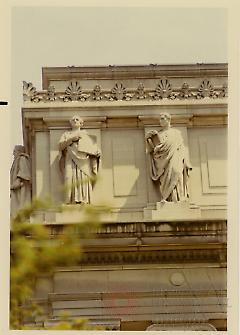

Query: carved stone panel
[188,128,227,211]
[99,129,148,208]
[199,135,227,192]
[49,130,65,203]
[35,131,50,198]
[112,138,138,197]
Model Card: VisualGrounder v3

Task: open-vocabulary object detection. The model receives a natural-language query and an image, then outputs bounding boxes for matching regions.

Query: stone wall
[22,64,227,330]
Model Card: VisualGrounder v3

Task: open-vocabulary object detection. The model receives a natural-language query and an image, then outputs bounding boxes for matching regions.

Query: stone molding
[34,290,225,330]
[23,78,227,103]
[23,114,228,134]
[48,218,226,235]
[42,220,226,265]
[47,289,226,302]
[42,64,228,89]
[146,322,217,331]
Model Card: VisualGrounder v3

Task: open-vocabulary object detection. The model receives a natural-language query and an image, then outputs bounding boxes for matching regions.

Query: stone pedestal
[144,200,201,221]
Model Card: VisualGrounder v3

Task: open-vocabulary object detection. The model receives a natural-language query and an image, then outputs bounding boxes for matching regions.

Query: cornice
[42,64,228,89]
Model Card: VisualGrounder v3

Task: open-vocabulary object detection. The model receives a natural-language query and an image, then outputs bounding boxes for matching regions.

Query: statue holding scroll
[59,115,101,204]
[146,112,192,202]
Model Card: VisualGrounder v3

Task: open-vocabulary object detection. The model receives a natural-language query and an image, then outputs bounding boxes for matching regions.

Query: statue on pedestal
[10,145,31,215]
[146,112,192,202]
[58,116,101,204]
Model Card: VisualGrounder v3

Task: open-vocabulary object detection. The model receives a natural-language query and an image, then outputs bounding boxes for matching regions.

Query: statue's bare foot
[179,197,187,203]
[76,201,86,205]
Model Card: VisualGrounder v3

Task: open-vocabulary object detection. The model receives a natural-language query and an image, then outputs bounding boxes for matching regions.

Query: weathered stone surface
[21,64,227,330]
[58,115,101,204]
[10,145,31,216]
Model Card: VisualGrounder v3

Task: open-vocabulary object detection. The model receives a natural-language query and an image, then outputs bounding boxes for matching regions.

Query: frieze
[79,248,226,265]
[22,78,228,103]
[46,220,226,265]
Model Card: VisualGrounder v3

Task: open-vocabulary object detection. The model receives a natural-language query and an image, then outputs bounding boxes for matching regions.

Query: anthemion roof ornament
[22,78,227,103]
[63,81,90,101]
[135,82,147,100]
[92,84,103,101]
[45,85,56,101]
[196,79,217,98]
[23,81,40,102]
[178,82,193,99]
[105,82,133,101]
[150,78,176,100]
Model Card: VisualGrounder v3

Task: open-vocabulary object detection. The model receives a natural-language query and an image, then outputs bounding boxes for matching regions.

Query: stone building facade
[21,64,227,331]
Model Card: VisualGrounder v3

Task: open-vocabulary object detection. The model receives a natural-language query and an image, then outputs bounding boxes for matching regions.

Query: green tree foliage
[10,197,108,330]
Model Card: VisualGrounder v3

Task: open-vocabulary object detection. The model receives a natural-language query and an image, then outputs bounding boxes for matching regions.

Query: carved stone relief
[178,82,193,99]
[63,81,90,102]
[22,78,228,103]
[46,85,56,101]
[197,79,217,98]
[149,78,176,100]
[105,82,133,101]
[92,84,103,101]
[23,81,40,102]
[219,83,228,97]
[135,82,147,99]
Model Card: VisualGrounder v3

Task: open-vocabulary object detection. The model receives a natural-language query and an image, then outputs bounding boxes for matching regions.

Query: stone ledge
[47,291,227,302]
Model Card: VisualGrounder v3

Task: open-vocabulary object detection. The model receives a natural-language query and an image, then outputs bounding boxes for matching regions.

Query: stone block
[144,201,201,221]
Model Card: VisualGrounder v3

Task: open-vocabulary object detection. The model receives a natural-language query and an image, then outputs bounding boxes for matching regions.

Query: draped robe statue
[10,145,31,215]
[59,116,100,204]
[146,113,192,202]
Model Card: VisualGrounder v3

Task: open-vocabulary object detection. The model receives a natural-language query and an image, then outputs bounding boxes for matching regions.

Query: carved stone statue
[10,145,31,215]
[146,112,192,202]
[58,115,101,204]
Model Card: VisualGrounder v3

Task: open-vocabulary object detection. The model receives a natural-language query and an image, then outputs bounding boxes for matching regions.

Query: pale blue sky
[11,7,227,148]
